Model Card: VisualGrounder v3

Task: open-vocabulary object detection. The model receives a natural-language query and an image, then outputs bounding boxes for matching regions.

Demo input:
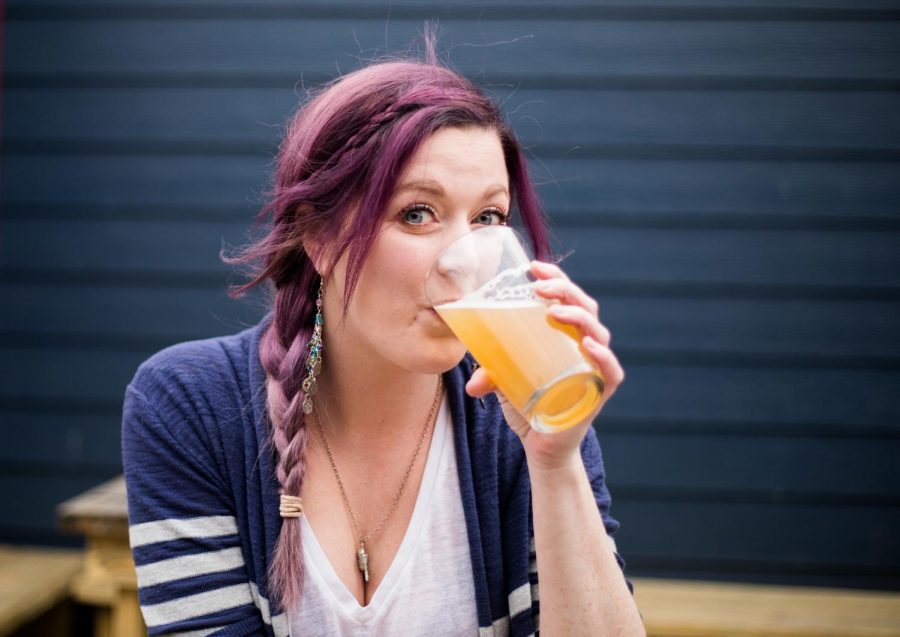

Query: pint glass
[425,226,604,433]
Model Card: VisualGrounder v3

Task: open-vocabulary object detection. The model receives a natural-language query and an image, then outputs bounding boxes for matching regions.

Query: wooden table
[57,476,145,637]
[0,545,83,637]
[633,577,900,637]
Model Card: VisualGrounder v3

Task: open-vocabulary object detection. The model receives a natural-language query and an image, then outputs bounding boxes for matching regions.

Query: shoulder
[123,321,265,461]
[122,321,266,482]
[128,323,258,408]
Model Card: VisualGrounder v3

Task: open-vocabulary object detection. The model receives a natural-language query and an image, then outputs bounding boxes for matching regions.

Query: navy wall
[2,1,899,590]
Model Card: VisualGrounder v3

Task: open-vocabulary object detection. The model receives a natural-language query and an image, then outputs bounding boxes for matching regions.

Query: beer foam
[438,298,540,309]
[473,265,536,302]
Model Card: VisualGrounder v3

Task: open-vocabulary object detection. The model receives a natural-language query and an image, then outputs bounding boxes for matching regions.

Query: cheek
[374,236,436,289]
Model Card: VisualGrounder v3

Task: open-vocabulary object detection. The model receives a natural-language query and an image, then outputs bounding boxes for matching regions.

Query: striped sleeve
[122,381,269,636]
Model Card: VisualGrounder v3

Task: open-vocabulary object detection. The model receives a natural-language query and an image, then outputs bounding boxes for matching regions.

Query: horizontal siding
[4,222,899,291]
[4,286,899,359]
[0,412,124,467]
[3,3,898,589]
[5,157,898,223]
[600,433,900,500]
[617,499,900,570]
[5,88,900,150]
[7,1,900,11]
[3,348,898,428]
[5,20,899,80]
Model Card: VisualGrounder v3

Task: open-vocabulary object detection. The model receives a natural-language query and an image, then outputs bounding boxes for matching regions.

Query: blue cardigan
[122,314,627,636]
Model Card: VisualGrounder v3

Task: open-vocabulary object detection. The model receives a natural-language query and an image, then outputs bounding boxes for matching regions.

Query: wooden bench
[633,577,900,637]
[57,476,900,637]
[0,545,83,637]
[57,476,144,637]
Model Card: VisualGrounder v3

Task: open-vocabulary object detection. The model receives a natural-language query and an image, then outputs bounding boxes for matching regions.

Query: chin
[408,338,468,374]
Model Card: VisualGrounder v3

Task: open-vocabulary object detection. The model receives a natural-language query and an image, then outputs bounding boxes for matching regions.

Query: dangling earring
[301,278,325,415]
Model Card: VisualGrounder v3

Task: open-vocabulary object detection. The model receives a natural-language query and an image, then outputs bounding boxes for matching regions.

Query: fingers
[465,366,531,435]
[531,261,600,319]
[548,303,611,347]
[465,366,497,398]
[583,336,625,399]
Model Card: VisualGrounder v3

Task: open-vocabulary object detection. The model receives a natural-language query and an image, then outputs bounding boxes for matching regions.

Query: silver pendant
[357,543,369,582]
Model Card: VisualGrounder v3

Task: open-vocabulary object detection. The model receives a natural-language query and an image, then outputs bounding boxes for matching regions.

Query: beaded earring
[301,279,325,415]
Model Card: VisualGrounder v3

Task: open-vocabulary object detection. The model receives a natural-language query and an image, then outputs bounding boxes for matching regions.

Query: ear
[302,234,326,274]
[302,231,343,278]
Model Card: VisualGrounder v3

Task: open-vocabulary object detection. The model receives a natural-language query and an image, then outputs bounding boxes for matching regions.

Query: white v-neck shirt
[289,396,479,636]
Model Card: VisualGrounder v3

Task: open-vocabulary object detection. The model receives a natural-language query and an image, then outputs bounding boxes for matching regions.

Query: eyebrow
[394,179,510,199]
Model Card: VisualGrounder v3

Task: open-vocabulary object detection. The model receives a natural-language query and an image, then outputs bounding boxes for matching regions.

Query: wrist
[525,448,584,479]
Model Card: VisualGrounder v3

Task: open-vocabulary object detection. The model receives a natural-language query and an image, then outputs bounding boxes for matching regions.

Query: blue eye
[473,208,509,226]
[401,203,437,226]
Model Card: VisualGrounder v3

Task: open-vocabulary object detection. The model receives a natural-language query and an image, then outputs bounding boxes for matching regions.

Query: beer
[436,299,604,432]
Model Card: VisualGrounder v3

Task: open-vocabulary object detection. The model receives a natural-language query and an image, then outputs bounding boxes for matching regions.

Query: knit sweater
[122,314,628,636]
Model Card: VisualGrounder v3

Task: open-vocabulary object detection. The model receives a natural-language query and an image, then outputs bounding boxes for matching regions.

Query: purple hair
[225,44,550,615]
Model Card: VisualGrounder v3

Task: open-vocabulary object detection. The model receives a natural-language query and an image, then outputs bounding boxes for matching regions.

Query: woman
[122,44,644,637]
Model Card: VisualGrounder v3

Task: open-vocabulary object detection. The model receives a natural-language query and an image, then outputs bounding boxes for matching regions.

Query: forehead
[396,127,509,195]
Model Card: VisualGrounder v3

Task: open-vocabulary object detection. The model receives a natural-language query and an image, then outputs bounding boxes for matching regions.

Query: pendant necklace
[310,376,443,591]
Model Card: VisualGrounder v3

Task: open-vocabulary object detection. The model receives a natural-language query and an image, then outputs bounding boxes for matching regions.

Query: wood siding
[2,1,899,590]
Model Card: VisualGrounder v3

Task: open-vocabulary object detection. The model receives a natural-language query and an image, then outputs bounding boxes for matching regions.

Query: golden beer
[436,299,604,432]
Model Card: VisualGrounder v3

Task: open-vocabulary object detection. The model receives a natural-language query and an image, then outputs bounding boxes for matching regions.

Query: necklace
[310,376,443,589]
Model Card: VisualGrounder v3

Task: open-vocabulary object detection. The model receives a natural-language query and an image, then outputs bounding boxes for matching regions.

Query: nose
[435,240,479,278]
[427,225,484,305]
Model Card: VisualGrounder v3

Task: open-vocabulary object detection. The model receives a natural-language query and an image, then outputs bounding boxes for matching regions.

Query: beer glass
[425,226,604,433]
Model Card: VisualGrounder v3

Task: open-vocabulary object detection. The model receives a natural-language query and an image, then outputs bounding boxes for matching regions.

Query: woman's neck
[311,327,443,450]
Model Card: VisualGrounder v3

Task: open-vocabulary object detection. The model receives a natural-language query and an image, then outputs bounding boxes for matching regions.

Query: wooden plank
[0,347,150,404]
[614,499,900,572]
[0,412,122,467]
[4,156,898,220]
[0,474,123,535]
[2,347,899,428]
[6,87,900,150]
[632,577,900,637]
[1,156,265,207]
[0,545,83,637]
[57,476,128,540]
[0,284,265,342]
[605,365,900,427]
[586,295,900,360]
[8,0,900,10]
[4,286,899,359]
[4,220,899,290]
[536,158,900,218]
[600,433,900,499]
[558,228,900,290]
[5,19,899,80]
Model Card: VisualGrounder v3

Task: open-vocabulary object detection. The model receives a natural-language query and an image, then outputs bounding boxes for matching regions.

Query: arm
[529,430,643,636]
[468,260,645,636]
[123,376,271,636]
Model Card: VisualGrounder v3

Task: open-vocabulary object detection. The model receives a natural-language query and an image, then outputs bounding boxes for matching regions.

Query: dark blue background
[2,0,899,590]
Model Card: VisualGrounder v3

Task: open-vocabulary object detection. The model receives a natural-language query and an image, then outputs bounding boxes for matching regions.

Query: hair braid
[258,273,319,614]
[305,100,416,185]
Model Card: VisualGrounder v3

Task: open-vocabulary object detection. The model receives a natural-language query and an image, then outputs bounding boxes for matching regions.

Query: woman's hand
[464,260,625,471]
